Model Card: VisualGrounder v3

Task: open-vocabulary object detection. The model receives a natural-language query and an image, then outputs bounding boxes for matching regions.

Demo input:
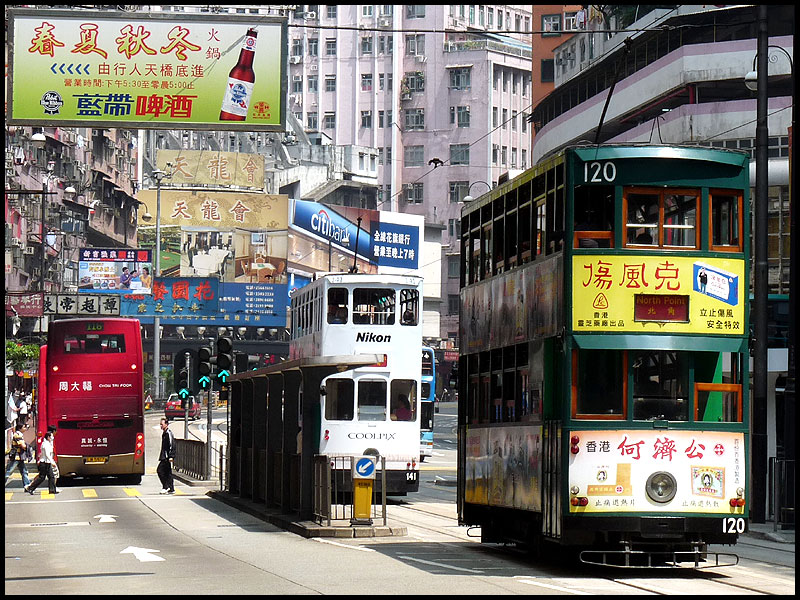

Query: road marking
[94,514,118,523]
[83,489,98,498]
[312,538,375,552]
[515,577,591,595]
[122,488,141,497]
[121,546,165,562]
[397,555,483,573]
[8,521,91,528]
[40,491,56,499]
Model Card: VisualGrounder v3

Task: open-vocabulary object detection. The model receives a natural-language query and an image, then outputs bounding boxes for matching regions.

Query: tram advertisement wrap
[572,255,745,335]
[567,430,745,514]
[464,425,543,512]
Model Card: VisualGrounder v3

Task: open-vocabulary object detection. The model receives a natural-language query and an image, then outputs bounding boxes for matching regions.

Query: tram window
[573,349,625,418]
[324,378,354,421]
[390,379,417,421]
[626,191,659,246]
[631,350,689,421]
[695,384,742,422]
[400,288,419,325]
[573,185,614,248]
[357,380,387,421]
[710,190,743,251]
[327,288,348,324]
[353,288,395,325]
[663,193,697,247]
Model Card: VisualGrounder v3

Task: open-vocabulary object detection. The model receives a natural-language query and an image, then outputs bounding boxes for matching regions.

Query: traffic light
[174,350,192,400]
[234,351,248,374]
[218,384,229,405]
[216,336,233,382]
[198,346,213,390]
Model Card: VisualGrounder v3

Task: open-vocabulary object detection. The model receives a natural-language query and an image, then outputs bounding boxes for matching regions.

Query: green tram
[457,145,750,567]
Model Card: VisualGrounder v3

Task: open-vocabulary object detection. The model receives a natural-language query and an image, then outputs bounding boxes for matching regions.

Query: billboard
[78,248,153,294]
[156,149,265,188]
[7,9,286,130]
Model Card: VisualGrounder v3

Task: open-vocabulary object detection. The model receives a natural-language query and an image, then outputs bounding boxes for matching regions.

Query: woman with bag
[25,427,58,495]
[4,423,31,488]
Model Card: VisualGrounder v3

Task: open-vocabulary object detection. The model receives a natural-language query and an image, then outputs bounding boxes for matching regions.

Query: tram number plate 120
[723,517,746,534]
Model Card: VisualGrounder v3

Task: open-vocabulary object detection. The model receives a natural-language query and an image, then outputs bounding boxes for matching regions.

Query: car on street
[165,393,201,420]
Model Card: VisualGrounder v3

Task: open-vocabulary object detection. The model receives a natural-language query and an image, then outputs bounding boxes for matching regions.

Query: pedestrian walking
[7,388,19,429]
[157,417,176,494]
[5,423,31,488]
[25,427,58,495]
[18,393,29,427]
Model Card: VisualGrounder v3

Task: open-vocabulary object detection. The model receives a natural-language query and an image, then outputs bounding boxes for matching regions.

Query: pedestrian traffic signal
[174,350,193,398]
[216,336,233,382]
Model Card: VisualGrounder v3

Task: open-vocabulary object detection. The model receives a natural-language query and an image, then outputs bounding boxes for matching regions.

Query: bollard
[351,456,376,525]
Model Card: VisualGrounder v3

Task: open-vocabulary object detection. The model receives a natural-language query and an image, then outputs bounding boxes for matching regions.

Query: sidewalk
[745,521,796,545]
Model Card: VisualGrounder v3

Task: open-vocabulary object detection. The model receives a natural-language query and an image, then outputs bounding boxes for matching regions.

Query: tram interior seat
[633,394,687,421]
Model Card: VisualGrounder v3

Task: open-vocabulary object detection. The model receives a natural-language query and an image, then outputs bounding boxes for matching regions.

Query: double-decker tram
[290,273,424,495]
[458,145,750,566]
[420,346,436,461]
[38,318,146,482]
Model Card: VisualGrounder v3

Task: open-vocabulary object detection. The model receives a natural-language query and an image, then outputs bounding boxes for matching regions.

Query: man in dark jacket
[157,417,176,494]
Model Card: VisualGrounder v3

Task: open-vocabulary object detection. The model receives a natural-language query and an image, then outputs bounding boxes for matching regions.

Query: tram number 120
[583,161,617,184]
[723,517,746,534]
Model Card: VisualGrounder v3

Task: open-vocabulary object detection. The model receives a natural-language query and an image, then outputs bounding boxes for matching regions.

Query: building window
[542,14,561,35]
[361,110,373,128]
[405,71,425,92]
[541,59,555,82]
[406,34,425,56]
[308,38,318,57]
[449,67,471,90]
[291,38,303,56]
[448,218,461,238]
[325,38,337,56]
[325,75,336,92]
[406,5,425,19]
[361,73,373,91]
[450,105,470,127]
[307,75,318,93]
[448,294,460,314]
[404,108,425,131]
[405,145,424,167]
[323,112,336,128]
[361,36,373,55]
[307,112,318,130]
[404,183,424,204]
[450,144,470,165]
[449,181,469,203]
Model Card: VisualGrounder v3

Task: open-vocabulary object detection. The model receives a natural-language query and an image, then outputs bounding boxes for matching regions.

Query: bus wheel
[122,474,142,485]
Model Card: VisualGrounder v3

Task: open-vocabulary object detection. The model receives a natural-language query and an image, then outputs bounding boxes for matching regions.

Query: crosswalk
[5,482,189,501]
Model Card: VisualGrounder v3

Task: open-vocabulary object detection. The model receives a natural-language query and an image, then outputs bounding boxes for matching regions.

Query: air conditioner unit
[24,246,36,255]
[378,16,391,27]
[416,55,427,63]
[289,55,302,64]
[11,238,22,247]
[303,11,316,20]
[309,64,318,71]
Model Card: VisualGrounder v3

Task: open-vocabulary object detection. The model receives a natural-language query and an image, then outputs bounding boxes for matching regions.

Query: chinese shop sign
[572,255,745,335]
[44,293,121,316]
[136,190,287,230]
[156,149,265,189]
[119,277,218,317]
[7,9,286,130]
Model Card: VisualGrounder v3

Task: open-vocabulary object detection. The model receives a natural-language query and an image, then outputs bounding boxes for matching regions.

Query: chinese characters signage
[156,149,265,188]
[44,293,121,316]
[119,277,218,317]
[568,430,745,514]
[572,255,745,335]
[8,9,286,130]
[6,292,44,317]
[136,190,287,230]
[78,247,152,294]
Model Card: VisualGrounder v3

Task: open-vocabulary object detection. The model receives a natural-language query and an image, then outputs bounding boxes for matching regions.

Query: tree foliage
[5,341,40,371]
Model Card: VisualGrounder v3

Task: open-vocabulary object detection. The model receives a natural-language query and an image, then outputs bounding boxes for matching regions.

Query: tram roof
[301,272,423,287]
[228,354,384,382]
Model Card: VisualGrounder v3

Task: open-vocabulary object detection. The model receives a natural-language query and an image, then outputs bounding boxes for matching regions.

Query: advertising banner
[119,277,218,317]
[8,9,286,130]
[6,292,44,317]
[572,255,746,335]
[44,293,121,316]
[567,429,745,514]
[78,248,152,294]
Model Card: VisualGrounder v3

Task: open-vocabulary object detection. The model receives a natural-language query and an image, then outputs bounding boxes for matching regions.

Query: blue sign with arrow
[354,457,376,480]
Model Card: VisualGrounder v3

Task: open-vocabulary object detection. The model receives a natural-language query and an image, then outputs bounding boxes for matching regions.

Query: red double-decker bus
[38,318,145,482]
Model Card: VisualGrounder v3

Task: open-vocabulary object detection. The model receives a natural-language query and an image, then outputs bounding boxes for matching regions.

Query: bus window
[357,380,387,421]
[631,351,689,421]
[390,379,417,421]
[400,288,419,325]
[324,378,354,420]
[327,288,348,324]
[63,334,126,354]
[572,349,625,418]
[353,289,395,325]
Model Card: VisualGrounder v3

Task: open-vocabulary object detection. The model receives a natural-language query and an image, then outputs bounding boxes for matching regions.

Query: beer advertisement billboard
[7,9,286,130]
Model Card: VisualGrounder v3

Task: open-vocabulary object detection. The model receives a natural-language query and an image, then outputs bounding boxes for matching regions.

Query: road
[5,402,794,594]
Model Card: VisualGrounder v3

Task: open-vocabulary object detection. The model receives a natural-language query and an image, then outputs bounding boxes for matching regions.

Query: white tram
[289,273,423,495]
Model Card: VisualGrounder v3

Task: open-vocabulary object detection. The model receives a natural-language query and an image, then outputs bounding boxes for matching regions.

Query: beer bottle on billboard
[220,28,258,121]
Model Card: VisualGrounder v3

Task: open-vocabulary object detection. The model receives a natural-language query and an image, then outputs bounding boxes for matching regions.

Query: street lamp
[150,169,168,402]
[462,181,492,204]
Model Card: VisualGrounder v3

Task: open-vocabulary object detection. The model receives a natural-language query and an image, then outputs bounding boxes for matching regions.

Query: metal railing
[769,457,795,530]
[312,455,387,526]
[174,438,207,480]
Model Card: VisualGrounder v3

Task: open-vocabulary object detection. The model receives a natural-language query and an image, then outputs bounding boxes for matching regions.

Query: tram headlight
[645,471,677,503]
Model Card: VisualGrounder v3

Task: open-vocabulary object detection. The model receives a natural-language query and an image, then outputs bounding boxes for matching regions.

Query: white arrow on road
[93,514,117,523]
[121,546,165,562]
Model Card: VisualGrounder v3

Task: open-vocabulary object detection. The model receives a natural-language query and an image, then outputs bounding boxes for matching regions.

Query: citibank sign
[311,209,351,246]
[290,199,369,257]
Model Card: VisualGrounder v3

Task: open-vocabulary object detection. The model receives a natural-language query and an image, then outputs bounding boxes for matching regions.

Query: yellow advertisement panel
[572,255,745,335]
[156,149,265,189]
[568,430,746,514]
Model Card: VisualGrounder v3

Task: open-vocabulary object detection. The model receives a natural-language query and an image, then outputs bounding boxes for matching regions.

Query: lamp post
[150,169,166,402]
[462,181,492,204]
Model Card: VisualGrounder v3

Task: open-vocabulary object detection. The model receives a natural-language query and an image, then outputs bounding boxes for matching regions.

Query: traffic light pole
[184,351,190,440]
[206,376,213,481]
